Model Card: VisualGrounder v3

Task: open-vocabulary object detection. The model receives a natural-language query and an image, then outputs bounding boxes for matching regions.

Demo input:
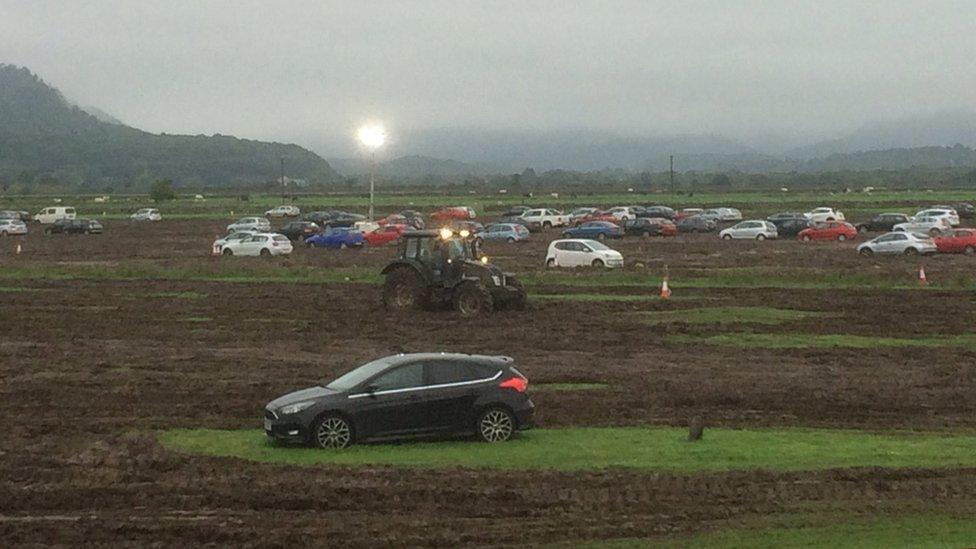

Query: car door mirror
[365,384,379,397]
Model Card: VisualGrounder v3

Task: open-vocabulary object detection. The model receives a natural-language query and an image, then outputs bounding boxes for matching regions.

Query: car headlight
[279,401,315,415]
[491,275,501,286]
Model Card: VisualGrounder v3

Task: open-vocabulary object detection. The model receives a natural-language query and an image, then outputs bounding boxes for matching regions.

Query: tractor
[381,228,526,316]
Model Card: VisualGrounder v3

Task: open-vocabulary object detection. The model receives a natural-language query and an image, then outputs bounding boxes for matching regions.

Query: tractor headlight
[279,401,315,415]
[459,229,470,238]
[491,275,501,286]
[439,228,453,240]
[480,255,489,264]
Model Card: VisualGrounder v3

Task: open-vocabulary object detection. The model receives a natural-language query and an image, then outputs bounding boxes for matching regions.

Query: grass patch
[643,306,822,325]
[148,291,208,299]
[533,382,609,392]
[159,426,976,473]
[673,332,976,350]
[0,286,35,293]
[579,513,976,548]
[0,262,380,285]
[533,293,674,303]
[178,316,212,323]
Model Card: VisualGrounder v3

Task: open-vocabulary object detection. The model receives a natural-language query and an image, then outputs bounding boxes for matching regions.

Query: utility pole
[367,151,376,220]
[280,156,286,202]
[669,154,675,193]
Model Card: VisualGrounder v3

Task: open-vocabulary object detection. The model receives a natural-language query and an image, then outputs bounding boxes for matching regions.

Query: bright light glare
[439,227,454,240]
[357,124,386,150]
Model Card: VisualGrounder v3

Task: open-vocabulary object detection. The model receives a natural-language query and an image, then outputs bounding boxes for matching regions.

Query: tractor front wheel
[453,281,494,317]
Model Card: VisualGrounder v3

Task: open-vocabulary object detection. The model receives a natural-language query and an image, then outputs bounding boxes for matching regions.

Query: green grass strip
[643,306,822,325]
[533,383,609,392]
[159,427,976,473]
[673,332,976,349]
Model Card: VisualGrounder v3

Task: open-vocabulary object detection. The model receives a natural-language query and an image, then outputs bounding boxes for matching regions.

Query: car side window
[554,242,571,251]
[370,363,425,391]
[426,361,486,385]
[892,234,908,241]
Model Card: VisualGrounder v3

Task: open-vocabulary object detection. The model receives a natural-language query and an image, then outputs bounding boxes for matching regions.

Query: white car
[0,218,28,236]
[519,208,571,228]
[719,220,778,240]
[130,208,161,221]
[710,207,742,221]
[893,216,950,235]
[227,217,271,233]
[805,207,845,223]
[212,230,256,252]
[857,232,937,256]
[35,206,76,224]
[607,207,637,221]
[265,205,301,217]
[915,208,959,227]
[220,232,293,256]
[546,239,623,268]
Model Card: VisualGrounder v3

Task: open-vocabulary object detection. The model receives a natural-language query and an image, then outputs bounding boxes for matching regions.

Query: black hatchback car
[279,221,320,241]
[44,218,103,235]
[265,353,534,449]
[855,213,910,233]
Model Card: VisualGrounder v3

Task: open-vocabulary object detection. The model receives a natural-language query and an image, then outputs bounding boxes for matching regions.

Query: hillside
[0,64,338,187]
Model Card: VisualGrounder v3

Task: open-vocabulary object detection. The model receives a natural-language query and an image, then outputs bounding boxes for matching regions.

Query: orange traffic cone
[660,277,672,299]
[918,265,927,285]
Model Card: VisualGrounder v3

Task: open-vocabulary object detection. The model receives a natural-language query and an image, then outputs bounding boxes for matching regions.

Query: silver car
[0,218,28,236]
[857,232,937,256]
[227,217,271,233]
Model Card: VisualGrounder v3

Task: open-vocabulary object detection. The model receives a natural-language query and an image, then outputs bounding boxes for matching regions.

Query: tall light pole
[280,156,286,202]
[357,123,386,220]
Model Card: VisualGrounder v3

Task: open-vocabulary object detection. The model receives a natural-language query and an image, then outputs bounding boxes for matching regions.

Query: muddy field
[2,219,976,546]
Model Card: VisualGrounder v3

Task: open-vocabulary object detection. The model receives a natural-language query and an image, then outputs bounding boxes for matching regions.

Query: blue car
[481,223,530,242]
[561,221,622,240]
[304,227,365,249]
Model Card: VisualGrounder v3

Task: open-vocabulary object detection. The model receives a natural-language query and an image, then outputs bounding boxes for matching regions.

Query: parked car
[304,210,366,228]
[699,210,723,223]
[855,213,910,234]
[227,217,271,233]
[498,215,543,232]
[674,208,703,220]
[893,216,950,236]
[934,228,976,255]
[546,239,623,268]
[639,205,676,220]
[264,353,533,448]
[710,207,743,221]
[279,221,321,241]
[804,207,845,223]
[364,224,414,246]
[221,232,294,256]
[0,210,31,222]
[481,223,530,242]
[448,220,485,235]
[767,212,806,224]
[430,207,476,222]
[212,230,256,253]
[130,208,161,222]
[399,210,426,229]
[798,221,858,242]
[951,202,974,219]
[574,210,617,226]
[857,232,937,256]
[500,205,531,217]
[623,217,676,237]
[44,218,103,235]
[35,206,76,224]
[265,205,301,217]
[568,207,598,223]
[0,217,28,236]
[676,215,717,233]
[606,206,637,221]
[773,218,812,237]
[562,221,622,240]
[915,208,959,227]
[518,208,570,229]
[719,220,778,240]
[305,227,366,249]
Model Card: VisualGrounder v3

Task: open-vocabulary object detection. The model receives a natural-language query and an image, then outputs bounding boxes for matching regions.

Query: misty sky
[2,1,975,155]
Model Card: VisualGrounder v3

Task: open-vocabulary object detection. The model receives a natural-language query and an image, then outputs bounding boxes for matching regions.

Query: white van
[35,206,77,224]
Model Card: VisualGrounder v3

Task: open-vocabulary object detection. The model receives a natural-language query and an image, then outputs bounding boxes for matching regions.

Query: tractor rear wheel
[506,278,527,311]
[453,281,494,317]
[382,267,429,311]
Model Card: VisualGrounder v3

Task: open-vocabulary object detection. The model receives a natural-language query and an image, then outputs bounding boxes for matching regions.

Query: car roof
[381,352,513,368]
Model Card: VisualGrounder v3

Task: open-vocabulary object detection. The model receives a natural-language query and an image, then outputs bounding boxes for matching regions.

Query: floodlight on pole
[357,123,386,220]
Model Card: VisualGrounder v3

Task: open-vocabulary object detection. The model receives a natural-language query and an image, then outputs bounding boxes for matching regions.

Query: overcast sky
[2,1,975,155]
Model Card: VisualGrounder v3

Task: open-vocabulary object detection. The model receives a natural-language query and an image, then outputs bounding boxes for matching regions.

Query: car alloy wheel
[965,246,975,256]
[546,258,556,268]
[507,237,516,243]
[222,248,234,256]
[722,234,732,240]
[756,234,766,241]
[260,248,271,256]
[859,247,873,256]
[0,230,6,237]
[859,226,868,233]
[478,408,514,443]
[904,247,918,255]
[838,234,847,242]
[642,231,650,238]
[802,235,812,242]
[315,416,352,449]
[597,233,606,241]
[592,258,605,267]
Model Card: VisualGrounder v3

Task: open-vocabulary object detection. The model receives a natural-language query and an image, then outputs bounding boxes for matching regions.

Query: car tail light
[499,376,528,393]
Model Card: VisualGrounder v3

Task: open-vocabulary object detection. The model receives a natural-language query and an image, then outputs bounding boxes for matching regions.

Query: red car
[575,211,617,226]
[934,228,976,254]
[430,207,475,222]
[798,221,857,242]
[377,214,407,226]
[363,224,413,246]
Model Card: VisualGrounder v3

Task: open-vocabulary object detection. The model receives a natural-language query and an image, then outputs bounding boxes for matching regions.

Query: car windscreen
[326,359,394,391]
